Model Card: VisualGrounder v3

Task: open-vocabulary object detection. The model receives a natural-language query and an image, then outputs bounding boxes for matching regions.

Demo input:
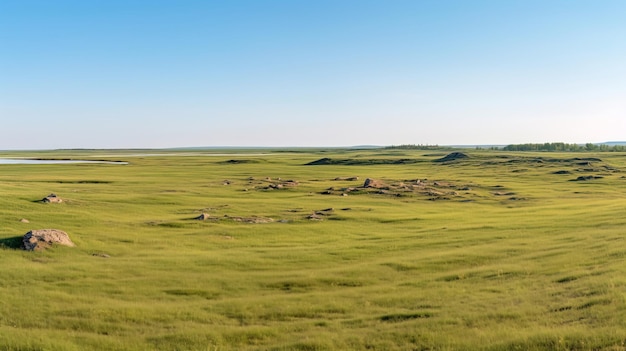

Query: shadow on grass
[0,236,23,249]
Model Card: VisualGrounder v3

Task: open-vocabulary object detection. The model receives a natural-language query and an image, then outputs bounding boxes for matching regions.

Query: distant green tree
[502,142,622,152]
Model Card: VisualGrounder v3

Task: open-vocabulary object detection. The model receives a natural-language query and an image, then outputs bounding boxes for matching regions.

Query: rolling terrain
[0,148,625,350]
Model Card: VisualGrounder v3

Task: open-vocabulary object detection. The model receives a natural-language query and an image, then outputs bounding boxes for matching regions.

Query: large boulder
[22,229,75,251]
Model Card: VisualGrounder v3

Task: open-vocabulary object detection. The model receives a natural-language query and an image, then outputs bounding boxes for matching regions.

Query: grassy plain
[0,148,625,350]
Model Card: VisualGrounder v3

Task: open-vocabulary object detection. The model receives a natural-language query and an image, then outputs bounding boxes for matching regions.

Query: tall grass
[0,149,625,350]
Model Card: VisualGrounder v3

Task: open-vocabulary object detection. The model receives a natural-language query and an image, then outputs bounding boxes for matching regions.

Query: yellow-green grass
[0,149,625,350]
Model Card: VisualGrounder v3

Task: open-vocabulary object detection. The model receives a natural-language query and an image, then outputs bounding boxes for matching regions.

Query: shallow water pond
[0,159,128,165]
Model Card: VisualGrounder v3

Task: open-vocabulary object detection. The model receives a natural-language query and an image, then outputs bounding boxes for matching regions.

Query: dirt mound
[570,157,602,163]
[306,158,332,165]
[570,175,604,181]
[220,159,258,164]
[306,158,419,166]
[22,229,75,251]
[434,152,469,163]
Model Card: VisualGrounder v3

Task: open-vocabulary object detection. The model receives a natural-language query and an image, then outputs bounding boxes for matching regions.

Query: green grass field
[1,148,625,350]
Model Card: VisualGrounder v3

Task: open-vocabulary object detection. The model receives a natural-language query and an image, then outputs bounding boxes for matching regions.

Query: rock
[263,179,298,190]
[363,178,384,188]
[19,218,29,223]
[22,229,75,251]
[42,193,62,203]
[195,213,213,220]
[307,214,323,221]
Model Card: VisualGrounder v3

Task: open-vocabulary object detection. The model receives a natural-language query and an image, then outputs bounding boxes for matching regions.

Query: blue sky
[1,0,624,149]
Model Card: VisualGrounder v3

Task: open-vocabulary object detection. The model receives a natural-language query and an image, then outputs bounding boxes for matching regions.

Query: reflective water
[0,159,128,165]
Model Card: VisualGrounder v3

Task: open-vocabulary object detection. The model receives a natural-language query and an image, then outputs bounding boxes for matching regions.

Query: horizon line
[1,141,625,152]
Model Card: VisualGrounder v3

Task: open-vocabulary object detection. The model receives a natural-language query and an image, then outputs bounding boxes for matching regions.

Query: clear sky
[1,0,624,149]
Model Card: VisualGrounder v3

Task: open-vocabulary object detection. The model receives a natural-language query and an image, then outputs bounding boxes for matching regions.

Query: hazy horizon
[2,141,626,153]
[2,0,624,149]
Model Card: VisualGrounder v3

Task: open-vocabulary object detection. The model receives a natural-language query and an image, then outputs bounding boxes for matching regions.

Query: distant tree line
[501,142,625,152]
[386,144,445,150]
